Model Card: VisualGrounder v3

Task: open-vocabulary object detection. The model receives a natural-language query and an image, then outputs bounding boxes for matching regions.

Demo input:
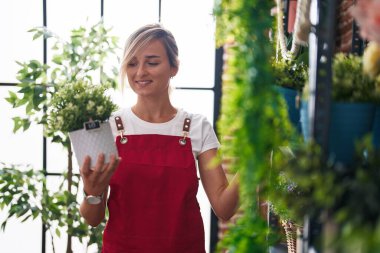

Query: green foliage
[272,59,308,91]
[216,213,271,253]
[6,20,119,145]
[2,20,119,252]
[0,163,105,250]
[332,53,378,103]
[47,80,118,133]
[214,0,295,251]
[270,137,380,252]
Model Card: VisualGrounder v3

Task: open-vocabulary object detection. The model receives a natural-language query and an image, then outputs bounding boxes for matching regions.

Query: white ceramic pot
[69,121,118,167]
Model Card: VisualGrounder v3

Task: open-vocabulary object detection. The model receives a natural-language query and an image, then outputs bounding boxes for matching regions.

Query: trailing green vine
[214,1,295,251]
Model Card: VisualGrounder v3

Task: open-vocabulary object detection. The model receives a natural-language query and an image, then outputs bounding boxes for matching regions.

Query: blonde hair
[120,24,179,90]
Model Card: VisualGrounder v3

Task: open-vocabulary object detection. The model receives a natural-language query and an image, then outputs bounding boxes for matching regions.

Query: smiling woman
[79,23,239,253]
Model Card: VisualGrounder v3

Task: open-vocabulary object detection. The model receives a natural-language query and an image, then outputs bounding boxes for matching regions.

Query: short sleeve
[200,118,220,154]
[189,113,220,158]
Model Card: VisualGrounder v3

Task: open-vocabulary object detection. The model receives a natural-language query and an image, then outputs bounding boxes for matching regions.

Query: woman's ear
[170,66,179,78]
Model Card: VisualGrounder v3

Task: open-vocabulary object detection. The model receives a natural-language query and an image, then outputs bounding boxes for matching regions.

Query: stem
[49,228,56,253]
[66,141,73,253]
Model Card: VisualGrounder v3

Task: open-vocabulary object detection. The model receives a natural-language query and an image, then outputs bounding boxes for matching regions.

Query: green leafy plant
[2,20,119,252]
[6,20,119,146]
[47,80,117,133]
[214,0,295,252]
[0,163,105,252]
[270,137,380,252]
[332,53,378,103]
[272,59,308,91]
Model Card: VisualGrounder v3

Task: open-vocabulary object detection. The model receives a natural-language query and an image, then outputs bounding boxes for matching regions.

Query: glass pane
[0,86,43,252]
[103,0,159,73]
[46,139,77,174]
[0,0,42,83]
[0,86,43,168]
[47,0,101,39]
[171,89,215,124]
[46,0,102,80]
[44,176,95,253]
[161,0,216,88]
[0,214,42,253]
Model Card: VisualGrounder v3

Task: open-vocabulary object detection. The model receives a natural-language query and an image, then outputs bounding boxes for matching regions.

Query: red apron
[102,118,205,253]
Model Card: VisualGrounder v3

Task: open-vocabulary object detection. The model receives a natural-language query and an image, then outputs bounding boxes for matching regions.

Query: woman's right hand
[80,153,120,196]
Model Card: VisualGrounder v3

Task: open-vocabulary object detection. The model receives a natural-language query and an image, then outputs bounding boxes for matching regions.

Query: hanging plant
[214,0,295,251]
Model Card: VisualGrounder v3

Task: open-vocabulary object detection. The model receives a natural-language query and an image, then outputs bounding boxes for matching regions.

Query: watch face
[86,196,102,205]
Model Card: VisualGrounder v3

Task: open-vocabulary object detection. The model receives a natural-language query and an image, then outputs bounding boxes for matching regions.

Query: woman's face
[126,39,178,98]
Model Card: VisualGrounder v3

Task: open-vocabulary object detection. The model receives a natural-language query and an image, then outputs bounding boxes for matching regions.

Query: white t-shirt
[110,107,220,159]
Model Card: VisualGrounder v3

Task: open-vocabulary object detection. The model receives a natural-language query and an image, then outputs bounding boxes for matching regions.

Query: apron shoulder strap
[182,117,191,133]
[114,115,128,144]
[114,116,125,132]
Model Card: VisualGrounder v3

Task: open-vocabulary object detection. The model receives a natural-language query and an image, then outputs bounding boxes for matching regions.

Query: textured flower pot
[69,121,118,167]
[301,101,375,166]
[276,86,301,133]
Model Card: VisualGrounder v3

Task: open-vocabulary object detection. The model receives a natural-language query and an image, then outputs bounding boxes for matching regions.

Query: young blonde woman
[79,23,239,253]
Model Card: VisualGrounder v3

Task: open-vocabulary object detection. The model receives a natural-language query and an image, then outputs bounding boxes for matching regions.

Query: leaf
[55,228,61,237]
[52,55,63,65]
[1,221,7,231]
[21,214,32,222]
[25,101,34,115]
[5,91,18,106]
[15,96,29,107]
[32,31,43,40]
[32,85,46,108]
[12,117,24,132]
[28,60,41,70]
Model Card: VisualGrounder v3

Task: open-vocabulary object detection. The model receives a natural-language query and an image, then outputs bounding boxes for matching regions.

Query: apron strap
[183,117,191,132]
[115,116,128,144]
[179,117,191,146]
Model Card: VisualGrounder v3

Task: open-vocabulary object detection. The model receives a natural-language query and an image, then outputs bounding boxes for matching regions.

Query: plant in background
[272,59,308,91]
[6,20,119,146]
[2,20,119,252]
[332,52,378,103]
[270,136,380,252]
[0,163,103,252]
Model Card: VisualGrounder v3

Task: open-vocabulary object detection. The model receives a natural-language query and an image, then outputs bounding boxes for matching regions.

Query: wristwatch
[84,190,104,205]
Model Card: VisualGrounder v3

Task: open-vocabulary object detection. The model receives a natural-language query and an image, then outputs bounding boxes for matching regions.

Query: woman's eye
[148,62,159,66]
[127,62,137,67]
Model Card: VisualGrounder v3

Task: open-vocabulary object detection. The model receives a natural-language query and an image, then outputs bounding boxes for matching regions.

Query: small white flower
[96,106,104,114]
[86,101,95,111]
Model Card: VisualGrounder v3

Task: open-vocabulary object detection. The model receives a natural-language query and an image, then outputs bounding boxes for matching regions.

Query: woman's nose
[136,64,147,77]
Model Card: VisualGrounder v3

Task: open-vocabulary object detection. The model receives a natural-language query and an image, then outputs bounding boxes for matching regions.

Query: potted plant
[270,137,380,253]
[3,20,119,252]
[48,80,118,166]
[272,58,308,132]
[301,52,378,166]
